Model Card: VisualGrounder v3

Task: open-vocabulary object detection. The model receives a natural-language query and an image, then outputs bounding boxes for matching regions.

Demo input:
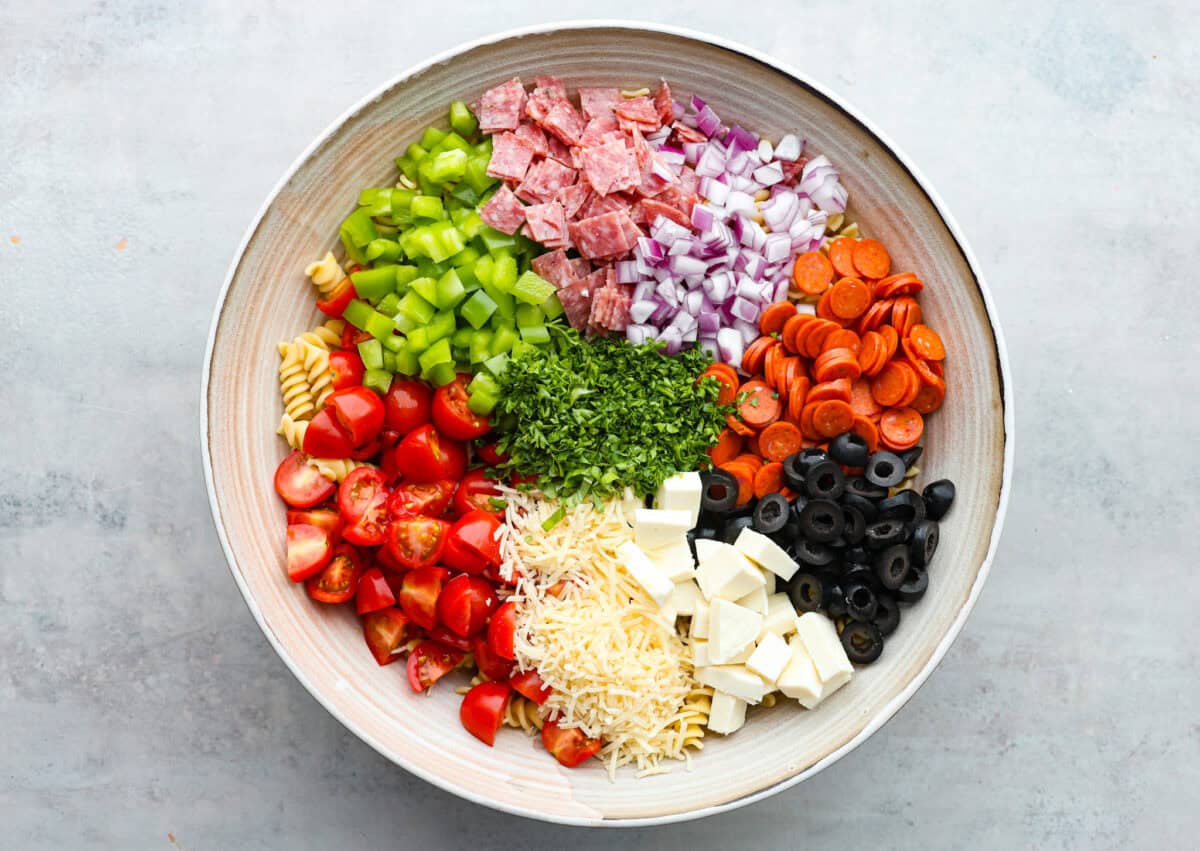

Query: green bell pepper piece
[512,270,556,305]
[364,238,402,264]
[357,338,384,371]
[376,291,402,318]
[541,292,564,321]
[411,195,445,221]
[422,361,458,387]
[519,324,551,345]
[469,329,493,364]
[425,309,457,343]
[418,337,453,372]
[338,208,377,265]
[448,101,479,138]
[342,298,374,331]
[489,325,519,356]
[419,127,447,150]
[478,226,516,255]
[460,289,498,329]
[435,268,466,309]
[515,303,543,328]
[491,254,518,293]
[410,276,439,305]
[363,368,393,395]
[482,352,509,377]
[398,290,436,325]
[350,266,397,301]
[406,326,430,353]
[365,310,395,341]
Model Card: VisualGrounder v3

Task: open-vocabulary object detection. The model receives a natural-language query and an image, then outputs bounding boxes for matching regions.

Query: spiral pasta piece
[304,251,347,297]
[278,341,317,421]
[677,684,713,751]
[502,696,545,735]
[306,457,371,483]
[295,318,345,350]
[277,414,308,451]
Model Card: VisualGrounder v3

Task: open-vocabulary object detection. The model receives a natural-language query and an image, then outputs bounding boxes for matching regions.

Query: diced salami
[781,157,807,183]
[513,123,548,156]
[569,257,593,278]
[614,96,661,131]
[531,249,578,289]
[580,191,632,220]
[638,199,691,229]
[589,283,633,333]
[541,100,586,146]
[678,165,700,196]
[656,186,699,222]
[579,87,622,120]
[555,182,592,220]
[479,185,527,235]
[523,201,569,248]
[475,78,526,133]
[486,132,536,182]
[579,114,621,147]
[580,138,639,196]
[533,75,568,100]
[558,275,600,330]
[515,158,577,204]
[653,79,674,126]
[545,134,573,165]
[569,211,641,259]
[670,122,708,145]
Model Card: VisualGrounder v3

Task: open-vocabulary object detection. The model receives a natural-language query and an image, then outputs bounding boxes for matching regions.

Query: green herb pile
[492,327,729,502]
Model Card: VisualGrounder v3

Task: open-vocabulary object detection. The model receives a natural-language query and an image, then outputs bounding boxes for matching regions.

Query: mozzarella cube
[646,540,696,583]
[760,593,798,639]
[734,528,800,581]
[694,538,724,564]
[696,664,766,704]
[706,691,748,735]
[696,543,766,602]
[689,598,710,639]
[710,599,764,664]
[633,508,693,551]
[735,583,769,615]
[794,612,853,693]
[616,541,674,606]
[655,471,703,524]
[694,637,751,666]
[619,487,644,521]
[669,579,702,616]
[777,639,824,708]
[758,566,776,594]
[746,631,791,685]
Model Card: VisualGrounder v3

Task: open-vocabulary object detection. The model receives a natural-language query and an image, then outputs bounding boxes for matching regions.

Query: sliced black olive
[922,479,956,521]
[696,510,727,536]
[839,492,878,523]
[865,451,905,488]
[841,621,884,664]
[782,453,808,490]
[829,432,870,467]
[909,520,939,567]
[797,447,830,474]
[843,582,878,622]
[793,537,836,567]
[798,499,844,543]
[895,564,928,603]
[874,543,911,590]
[877,490,926,526]
[700,469,739,514]
[865,520,906,550]
[841,505,867,545]
[872,593,901,636]
[788,494,809,520]
[787,572,826,613]
[844,544,870,565]
[722,513,756,544]
[752,493,789,535]
[825,583,848,618]
[845,475,889,501]
[804,460,846,501]
[899,446,924,470]
[840,563,878,593]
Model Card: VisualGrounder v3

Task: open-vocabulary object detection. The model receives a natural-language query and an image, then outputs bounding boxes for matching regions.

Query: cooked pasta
[502,696,545,735]
[304,251,346,296]
[277,414,308,451]
[278,341,318,421]
[675,684,712,752]
[295,318,345,350]
[306,457,370,483]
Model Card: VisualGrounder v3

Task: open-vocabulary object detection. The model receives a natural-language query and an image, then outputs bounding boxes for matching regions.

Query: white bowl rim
[200,19,1015,828]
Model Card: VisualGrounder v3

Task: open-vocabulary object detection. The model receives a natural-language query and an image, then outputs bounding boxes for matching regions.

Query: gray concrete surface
[2,1,1197,847]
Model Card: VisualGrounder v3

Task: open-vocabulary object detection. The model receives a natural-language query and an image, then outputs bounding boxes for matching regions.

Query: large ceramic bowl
[201,21,1013,826]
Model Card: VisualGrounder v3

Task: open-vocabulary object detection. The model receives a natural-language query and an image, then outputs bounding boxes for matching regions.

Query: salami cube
[475,77,526,133]
[541,99,586,146]
[615,96,661,131]
[569,211,641,260]
[523,201,569,249]
[515,158,577,204]
[486,132,536,182]
[579,87,622,120]
[555,183,592,220]
[533,75,568,100]
[479,185,527,235]
[514,123,548,156]
[653,79,674,126]
[531,249,578,289]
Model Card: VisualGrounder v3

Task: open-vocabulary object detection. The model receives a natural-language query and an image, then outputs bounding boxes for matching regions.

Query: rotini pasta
[306,457,371,483]
[676,684,713,751]
[304,251,346,296]
[277,414,308,451]
[294,318,345,350]
[502,696,545,735]
[278,341,317,421]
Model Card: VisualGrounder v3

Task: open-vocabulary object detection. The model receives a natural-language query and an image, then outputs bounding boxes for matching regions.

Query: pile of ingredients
[271,77,957,778]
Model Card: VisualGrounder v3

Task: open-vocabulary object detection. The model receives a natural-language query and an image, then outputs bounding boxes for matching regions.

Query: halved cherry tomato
[475,441,509,466]
[274,450,336,509]
[432,374,491,441]
[398,565,449,630]
[387,479,455,519]
[383,379,433,435]
[487,601,517,660]
[302,409,356,459]
[305,543,362,604]
[440,534,490,576]
[390,424,467,483]
[286,523,332,582]
[406,640,465,692]
[472,634,515,682]
[317,277,357,319]
[437,574,498,637]
[337,467,390,546]
[340,322,372,350]
[362,607,413,666]
[453,468,503,516]
[510,669,552,704]
[427,624,473,652]
[348,437,382,462]
[286,507,343,543]
[447,510,502,567]
[326,387,385,448]
[459,681,512,746]
[376,543,409,575]
[541,720,602,767]
[384,515,449,572]
[355,566,396,614]
[328,350,365,391]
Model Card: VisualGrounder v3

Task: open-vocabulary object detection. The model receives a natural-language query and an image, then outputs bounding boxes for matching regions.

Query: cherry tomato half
[391,424,467,484]
[355,566,396,615]
[440,533,490,576]
[383,379,433,435]
[487,601,517,661]
[384,516,449,572]
[286,523,332,582]
[387,479,456,519]
[475,441,509,467]
[340,322,372,350]
[361,607,413,666]
[274,451,336,509]
[472,634,514,682]
[397,565,449,630]
[328,350,365,391]
[337,467,390,547]
[459,681,512,746]
[326,387,385,449]
[541,720,602,767]
[453,468,503,517]
[427,624,473,652]
[305,543,362,604]
[302,409,356,459]
[406,640,465,692]
[286,507,343,543]
[510,669,552,705]
[432,374,491,441]
[447,511,502,567]
[436,575,498,637]
[317,277,357,319]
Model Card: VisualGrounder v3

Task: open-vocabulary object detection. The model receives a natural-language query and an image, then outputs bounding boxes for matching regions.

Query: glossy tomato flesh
[328,350,365,390]
[286,507,342,542]
[387,479,455,519]
[459,681,511,746]
[302,408,356,459]
[541,720,602,767]
[475,441,509,466]
[432,374,491,441]
[383,516,448,571]
[286,523,332,582]
[510,669,551,704]
[472,634,514,682]
[354,566,396,614]
[392,424,467,483]
[440,533,490,576]
[397,565,449,630]
[453,468,503,516]
[274,451,336,509]
[487,601,517,660]
[448,511,502,567]
[383,379,433,435]
[436,575,498,637]
[338,468,390,546]
[362,607,413,666]
[406,640,465,692]
[305,543,362,603]
[326,387,385,448]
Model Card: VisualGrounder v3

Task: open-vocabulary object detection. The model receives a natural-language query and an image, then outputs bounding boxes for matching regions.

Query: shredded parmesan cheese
[499,488,698,778]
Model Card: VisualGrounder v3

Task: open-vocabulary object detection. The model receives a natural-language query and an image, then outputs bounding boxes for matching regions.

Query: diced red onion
[716,327,744,366]
[646,128,671,144]
[698,311,722,334]
[726,125,758,153]
[638,236,664,262]
[725,150,753,176]
[633,280,657,302]
[764,232,792,264]
[657,148,686,167]
[679,113,699,129]
[691,204,715,232]
[762,192,799,231]
[682,289,705,315]
[699,176,730,206]
[738,218,768,251]
[690,94,707,113]
[615,260,641,284]
[682,325,698,343]
[650,301,675,324]
[669,254,707,277]
[726,191,755,216]
[659,326,684,355]
[698,338,720,360]
[753,161,785,186]
[734,318,760,345]
[774,133,804,161]
[694,145,726,178]
[651,216,691,246]
[772,278,790,303]
[695,105,721,137]
[630,300,657,324]
[667,238,692,257]
[682,141,704,164]
[730,296,761,323]
[703,271,734,303]
[671,99,686,118]
[735,275,762,301]
[626,324,654,346]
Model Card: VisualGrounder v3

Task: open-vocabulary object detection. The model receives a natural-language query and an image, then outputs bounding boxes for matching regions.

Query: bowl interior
[204,25,1008,824]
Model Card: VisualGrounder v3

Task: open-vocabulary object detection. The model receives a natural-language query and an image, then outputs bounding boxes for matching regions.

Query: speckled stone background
[2,1,1197,848]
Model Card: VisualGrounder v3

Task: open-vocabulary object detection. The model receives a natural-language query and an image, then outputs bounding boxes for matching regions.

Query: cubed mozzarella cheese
[734,528,800,581]
[735,582,769,615]
[633,508,693,551]
[709,599,764,664]
[669,579,702,616]
[693,538,724,564]
[777,639,824,708]
[645,540,696,583]
[746,631,791,684]
[615,541,674,606]
[706,691,748,735]
[696,664,766,704]
[655,471,703,524]
[691,639,710,668]
[689,597,710,639]
[794,612,853,693]
[759,593,798,639]
[758,566,776,594]
[695,543,766,602]
[619,487,643,521]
